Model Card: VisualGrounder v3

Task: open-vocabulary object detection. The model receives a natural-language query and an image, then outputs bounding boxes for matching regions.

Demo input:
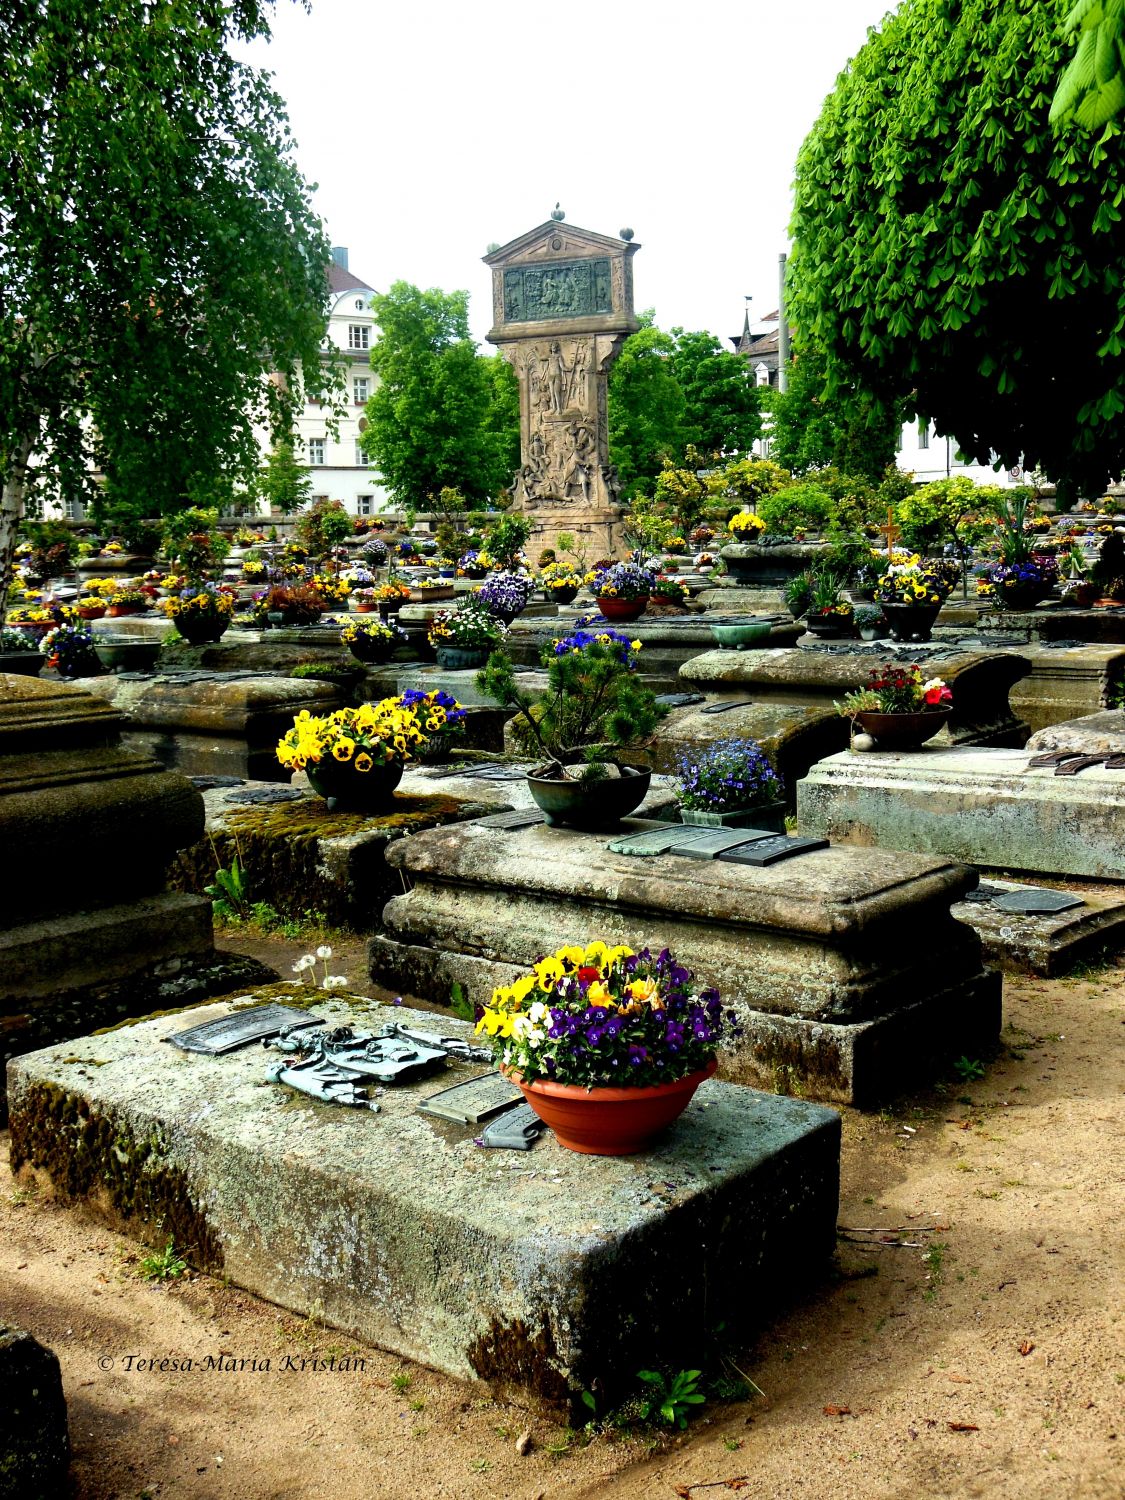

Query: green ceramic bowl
[709,619,772,650]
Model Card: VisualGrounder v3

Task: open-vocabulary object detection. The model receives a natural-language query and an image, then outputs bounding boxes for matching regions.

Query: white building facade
[286,248,391,517]
[896,418,1026,488]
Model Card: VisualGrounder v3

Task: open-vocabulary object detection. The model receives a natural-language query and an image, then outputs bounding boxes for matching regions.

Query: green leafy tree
[253,438,313,516]
[480,352,521,493]
[895,476,1011,555]
[0,0,343,611]
[790,0,1125,501]
[362,283,516,505]
[669,328,762,457]
[768,341,904,483]
[1052,0,1125,128]
[608,316,687,498]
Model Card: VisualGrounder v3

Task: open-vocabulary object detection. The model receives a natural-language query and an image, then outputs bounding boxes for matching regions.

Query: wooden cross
[877,507,901,555]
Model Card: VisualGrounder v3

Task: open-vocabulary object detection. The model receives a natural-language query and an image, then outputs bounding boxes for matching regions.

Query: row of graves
[4,488,1125,1469]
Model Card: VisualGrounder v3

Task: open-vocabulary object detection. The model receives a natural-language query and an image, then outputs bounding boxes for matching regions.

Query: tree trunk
[0,434,35,618]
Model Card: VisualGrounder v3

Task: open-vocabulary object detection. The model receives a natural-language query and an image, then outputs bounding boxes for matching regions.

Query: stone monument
[484,210,639,560]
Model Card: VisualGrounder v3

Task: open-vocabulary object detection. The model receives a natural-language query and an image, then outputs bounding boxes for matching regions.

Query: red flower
[576,965,601,987]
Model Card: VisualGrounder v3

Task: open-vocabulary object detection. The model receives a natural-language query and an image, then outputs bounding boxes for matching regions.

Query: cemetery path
[0,958,1122,1500]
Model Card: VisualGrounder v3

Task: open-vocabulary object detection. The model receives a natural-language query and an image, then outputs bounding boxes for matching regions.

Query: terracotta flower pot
[503,1057,717,1156]
[854,705,951,749]
[77,605,106,620]
[596,595,648,623]
[107,603,144,618]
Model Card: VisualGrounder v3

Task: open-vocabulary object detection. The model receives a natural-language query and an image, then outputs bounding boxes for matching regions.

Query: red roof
[327,262,373,294]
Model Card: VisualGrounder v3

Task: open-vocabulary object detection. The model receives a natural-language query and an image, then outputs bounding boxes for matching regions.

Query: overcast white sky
[245,0,895,348]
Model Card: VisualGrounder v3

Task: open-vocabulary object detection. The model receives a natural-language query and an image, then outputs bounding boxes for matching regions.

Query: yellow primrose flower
[587,981,613,1008]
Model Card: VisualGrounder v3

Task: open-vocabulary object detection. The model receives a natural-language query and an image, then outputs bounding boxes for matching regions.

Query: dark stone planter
[526,765,651,829]
[434,645,489,671]
[92,637,161,674]
[853,706,952,749]
[881,602,941,643]
[307,756,404,812]
[346,633,397,665]
[805,614,854,639]
[720,542,830,588]
[173,616,230,646]
[546,587,580,605]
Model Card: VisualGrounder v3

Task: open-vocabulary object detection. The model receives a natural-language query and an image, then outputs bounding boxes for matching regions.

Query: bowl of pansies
[361,537,389,568]
[978,555,1059,611]
[6,605,57,639]
[393,687,468,761]
[474,570,533,624]
[458,547,486,579]
[276,696,430,810]
[588,561,656,623]
[159,582,237,644]
[45,622,104,678]
[374,580,412,617]
[876,564,949,642]
[340,616,409,664]
[310,572,352,607]
[649,577,691,611]
[837,663,953,749]
[105,587,150,618]
[676,737,785,830]
[428,598,508,669]
[475,941,735,1155]
[241,556,269,584]
[539,562,582,605]
[0,625,46,676]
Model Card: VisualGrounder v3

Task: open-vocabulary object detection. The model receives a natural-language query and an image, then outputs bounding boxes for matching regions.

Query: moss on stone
[465,1314,570,1408]
[8,1080,224,1271]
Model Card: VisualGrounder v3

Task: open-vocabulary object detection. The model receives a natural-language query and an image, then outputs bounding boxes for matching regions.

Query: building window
[917,419,930,451]
[357,495,373,517]
[308,438,325,465]
[355,441,368,467]
[348,324,370,351]
[355,299,365,310]
[354,377,369,404]
[754,362,770,387]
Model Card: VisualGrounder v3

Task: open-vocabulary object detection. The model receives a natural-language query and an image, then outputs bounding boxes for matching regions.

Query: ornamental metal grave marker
[165,1003,324,1055]
[265,1024,453,1083]
[671,828,782,860]
[699,698,757,715]
[416,1073,523,1125]
[265,1054,382,1111]
[717,834,830,867]
[475,809,547,831]
[478,1103,546,1150]
[992,889,1086,916]
[606,825,714,858]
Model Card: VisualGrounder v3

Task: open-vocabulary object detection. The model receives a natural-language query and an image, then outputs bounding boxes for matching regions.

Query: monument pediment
[483,220,639,268]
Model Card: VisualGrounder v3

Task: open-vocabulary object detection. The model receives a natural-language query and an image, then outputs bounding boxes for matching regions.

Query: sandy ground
[2,936,1122,1500]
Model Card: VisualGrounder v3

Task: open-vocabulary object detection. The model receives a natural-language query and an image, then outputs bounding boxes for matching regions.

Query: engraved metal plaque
[717,834,830,867]
[607,825,713,858]
[476,809,547,831]
[699,699,757,715]
[416,1073,523,1125]
[479,1103,546,1150]
[503,259,612,323]
[672,829,781,860]
[992,889,1085,916]
[166,1003,323,1055]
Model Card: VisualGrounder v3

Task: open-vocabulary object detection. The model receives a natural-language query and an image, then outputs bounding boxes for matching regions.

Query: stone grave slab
[369,820,1000,1106]
[0,675,276,1115]
[84,671,342,780]
[798,746,1125,880]
[1008,645,1125,734]
[978,605,1125,645]
[952,880,1125,974]
[7,998,841,1412]
[167,781,497,931]
[1025,708,1125,758]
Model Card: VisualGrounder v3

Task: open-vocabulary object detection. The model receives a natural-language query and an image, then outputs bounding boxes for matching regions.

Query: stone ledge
[7,999,841,1412]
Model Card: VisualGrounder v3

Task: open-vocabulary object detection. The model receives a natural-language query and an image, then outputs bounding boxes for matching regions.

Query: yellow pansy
[587,981,613,1008]
[354,752,373,773]
[628,977,658,1004]
[556,945,586,970]
[332,738,355,762]
[583,940,609,969]
[533,956,565,988]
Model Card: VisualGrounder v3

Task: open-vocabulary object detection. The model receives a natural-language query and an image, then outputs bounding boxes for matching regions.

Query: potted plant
[588,561,656,623]
[478,626,664,829]
[392,687,468,762]
[876,563,948,642]
[539,561,582,605]
[0,625,45,676]
[676,738,785,830]
[458,547,487,580]
[804,571,854,638]
[252,583,324,628]
[340,616,409,664]
[310,572,352,609]
[241,556,269,584]
[428,599,508,670]
[837,663,953,749]
[276,696,430,810]
[43,622,104,678]
[105,587,150,618]
[726,510,767,543]
[648,577,691,612]
[475,570,533,624]
[474,941,735,1155]
[784,569,815,619]
[159,582,237,644]
[853,603,887,641]
[978,492,1060,610]
[374,579,413,618]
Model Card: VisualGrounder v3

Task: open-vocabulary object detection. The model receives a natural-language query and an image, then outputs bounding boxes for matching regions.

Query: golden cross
[877,507,901,555]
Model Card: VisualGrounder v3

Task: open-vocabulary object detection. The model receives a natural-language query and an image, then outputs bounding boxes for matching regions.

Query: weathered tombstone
[0,675,273,1113]
[484,212,639,560]
[9,996,841,1413]
[369,818,1000,1105]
